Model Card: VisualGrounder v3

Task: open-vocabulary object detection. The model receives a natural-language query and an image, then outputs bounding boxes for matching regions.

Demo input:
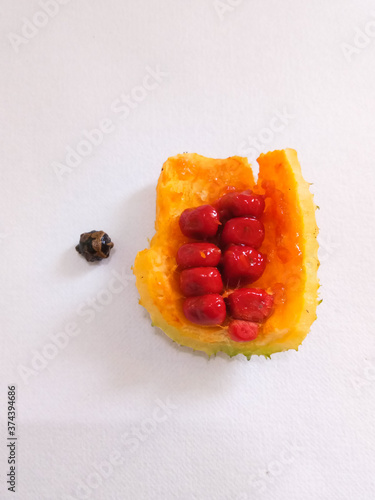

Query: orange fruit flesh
[134,150,319,358]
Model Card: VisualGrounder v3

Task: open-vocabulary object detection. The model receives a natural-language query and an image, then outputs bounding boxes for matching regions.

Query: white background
[1,1,375,499]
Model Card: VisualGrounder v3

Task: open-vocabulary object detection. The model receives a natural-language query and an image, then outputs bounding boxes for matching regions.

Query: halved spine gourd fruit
[133,150,319,358]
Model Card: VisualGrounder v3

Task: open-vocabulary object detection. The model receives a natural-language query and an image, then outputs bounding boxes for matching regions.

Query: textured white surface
[1,0,375,499]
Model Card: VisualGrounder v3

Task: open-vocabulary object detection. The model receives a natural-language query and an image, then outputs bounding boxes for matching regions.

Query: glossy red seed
[217,191,265,220]
[227,288,274,322]
[228,320,259,342]
[183,294,226,325]
[180,267,223,296]
[179,205,220,239]
[221,217,265,248]
[176,243,221,269]
[223,245,266,286]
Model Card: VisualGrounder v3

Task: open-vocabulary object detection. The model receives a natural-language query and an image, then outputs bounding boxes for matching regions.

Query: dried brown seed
[75,231,114,262]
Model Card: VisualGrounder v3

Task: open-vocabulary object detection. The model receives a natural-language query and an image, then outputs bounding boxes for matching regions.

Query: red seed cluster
[177,190,274,342]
